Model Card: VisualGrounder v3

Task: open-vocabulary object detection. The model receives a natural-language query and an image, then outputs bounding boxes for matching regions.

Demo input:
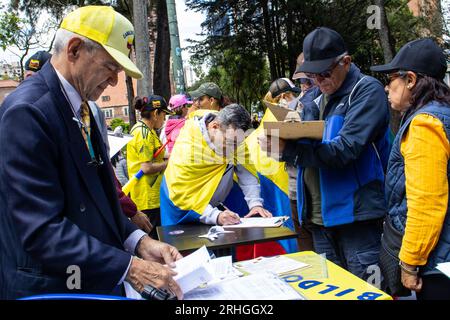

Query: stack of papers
[172,246,214,294]
[208,256,243,283]
[223,216,290,229]
[184,273,304,300]
[124,247,309,300]
[234,256,309,275]
[125,246,244,299]
[173,246,244,293]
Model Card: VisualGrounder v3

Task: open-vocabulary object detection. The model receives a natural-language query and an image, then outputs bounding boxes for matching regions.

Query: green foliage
[0,12,21,50]
[110,118,130,134]
[10,1,132,22]
[186,0,446,102]
[189,48,270,112]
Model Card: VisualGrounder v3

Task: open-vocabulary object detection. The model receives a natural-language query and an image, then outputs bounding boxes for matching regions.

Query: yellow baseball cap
[61,5,143,79]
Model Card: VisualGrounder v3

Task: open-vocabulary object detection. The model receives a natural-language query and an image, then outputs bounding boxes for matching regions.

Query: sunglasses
[304,54,347,79]
[387,71,407,82]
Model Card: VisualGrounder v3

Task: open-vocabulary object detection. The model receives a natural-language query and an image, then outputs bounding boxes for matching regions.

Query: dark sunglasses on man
[305,52,347,79]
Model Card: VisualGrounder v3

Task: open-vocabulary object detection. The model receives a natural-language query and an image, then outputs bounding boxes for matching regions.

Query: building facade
[95,71,137,126]
[0,80,19,104]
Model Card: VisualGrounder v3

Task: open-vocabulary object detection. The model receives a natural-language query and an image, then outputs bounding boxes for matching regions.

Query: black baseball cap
[25,51,52,71]
[370,38,447,80]
[269,78,301,97]
[296,27,347,74]
[140,95,173,114]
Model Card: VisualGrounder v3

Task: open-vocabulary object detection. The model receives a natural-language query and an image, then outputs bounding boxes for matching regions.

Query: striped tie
[79,101,91,151]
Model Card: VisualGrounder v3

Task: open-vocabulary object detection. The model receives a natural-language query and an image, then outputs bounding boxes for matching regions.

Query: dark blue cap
[296,27,347,74]
[371,38,447,80]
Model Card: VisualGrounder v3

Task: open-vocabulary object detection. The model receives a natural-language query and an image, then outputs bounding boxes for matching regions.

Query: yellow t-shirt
[127,121,165,211]
[399,113,450,266]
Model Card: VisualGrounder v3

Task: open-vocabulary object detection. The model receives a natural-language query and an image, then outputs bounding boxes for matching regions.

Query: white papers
[123,247,307,300]
[184,273,304,300]
[234,256,309,275]
[437,262,450,279]
[207,256,243,284]
[223,216,290,229]
[173,246,213,294]
[107,132,133,159]
[124,281,144,300]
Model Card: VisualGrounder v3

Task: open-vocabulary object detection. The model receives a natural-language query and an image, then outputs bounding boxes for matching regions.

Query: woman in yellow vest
[127,95,172,239]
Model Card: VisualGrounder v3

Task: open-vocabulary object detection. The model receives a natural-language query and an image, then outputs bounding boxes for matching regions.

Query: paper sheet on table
[234,256,309,275]
[107,133,133,159]
[184,272,305,300]
[223,216,290,228]
[207,256,243,284]
[437,262,450,279]
[173,245,213,294]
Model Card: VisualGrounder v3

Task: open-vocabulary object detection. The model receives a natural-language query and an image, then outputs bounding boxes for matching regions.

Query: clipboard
[263,101,324,140]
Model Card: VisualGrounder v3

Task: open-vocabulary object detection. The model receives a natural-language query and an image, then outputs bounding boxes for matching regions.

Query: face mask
[279,98,289,108]
[287,97,299,110]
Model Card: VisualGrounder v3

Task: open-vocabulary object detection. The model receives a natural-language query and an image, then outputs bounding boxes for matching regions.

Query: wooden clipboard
[263,101,324,140]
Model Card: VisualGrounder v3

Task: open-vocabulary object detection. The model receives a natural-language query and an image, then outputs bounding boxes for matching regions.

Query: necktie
[79,101,94,157]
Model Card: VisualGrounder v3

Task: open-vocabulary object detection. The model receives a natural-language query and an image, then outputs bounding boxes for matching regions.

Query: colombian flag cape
[160,110,256,225]
[234,109,299,259]
[160,109,298,259]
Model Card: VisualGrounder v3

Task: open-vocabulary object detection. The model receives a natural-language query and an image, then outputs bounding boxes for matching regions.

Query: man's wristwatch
[399,261,419,276]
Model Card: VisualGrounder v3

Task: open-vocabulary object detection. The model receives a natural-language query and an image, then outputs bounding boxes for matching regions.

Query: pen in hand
[218,202,241,225]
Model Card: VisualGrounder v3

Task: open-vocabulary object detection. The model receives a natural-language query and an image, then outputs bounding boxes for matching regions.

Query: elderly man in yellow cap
[0,6,182,299]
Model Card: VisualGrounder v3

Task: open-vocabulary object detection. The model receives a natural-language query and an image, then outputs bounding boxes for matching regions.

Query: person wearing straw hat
[0,6,182,299]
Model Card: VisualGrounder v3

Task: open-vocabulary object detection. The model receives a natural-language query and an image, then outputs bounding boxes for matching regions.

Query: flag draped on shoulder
[160,111,227,225]
[238,108,299,257]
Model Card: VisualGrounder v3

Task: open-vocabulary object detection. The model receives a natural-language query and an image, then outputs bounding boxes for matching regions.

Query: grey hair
[53,28,103,55]
[216,103,251,132]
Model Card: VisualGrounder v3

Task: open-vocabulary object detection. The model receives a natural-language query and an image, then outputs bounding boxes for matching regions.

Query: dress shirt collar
[54,68,83,116]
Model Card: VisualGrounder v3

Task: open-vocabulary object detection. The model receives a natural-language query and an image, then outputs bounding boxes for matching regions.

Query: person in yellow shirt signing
[372,38,450,300]
[127,95,172,239]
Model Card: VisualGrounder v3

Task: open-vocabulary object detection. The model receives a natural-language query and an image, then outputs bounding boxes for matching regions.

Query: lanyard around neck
[59,83,99,164]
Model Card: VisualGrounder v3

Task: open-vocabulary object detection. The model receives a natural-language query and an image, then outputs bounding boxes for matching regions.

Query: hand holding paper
[125,256,183,300]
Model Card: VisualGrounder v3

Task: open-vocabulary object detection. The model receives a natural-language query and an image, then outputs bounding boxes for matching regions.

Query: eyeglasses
[387,71,407,83]
[304,53,347,79]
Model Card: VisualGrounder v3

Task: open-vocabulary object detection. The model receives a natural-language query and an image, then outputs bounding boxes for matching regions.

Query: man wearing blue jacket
[261,27,391,280]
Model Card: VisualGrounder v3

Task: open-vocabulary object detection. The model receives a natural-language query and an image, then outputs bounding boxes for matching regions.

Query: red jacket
[114,175,137,218]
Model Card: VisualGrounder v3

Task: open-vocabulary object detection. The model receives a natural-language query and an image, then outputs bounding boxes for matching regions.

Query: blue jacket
[386,102,450,275]
[0,63,137,299]
[282,64,391,227]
